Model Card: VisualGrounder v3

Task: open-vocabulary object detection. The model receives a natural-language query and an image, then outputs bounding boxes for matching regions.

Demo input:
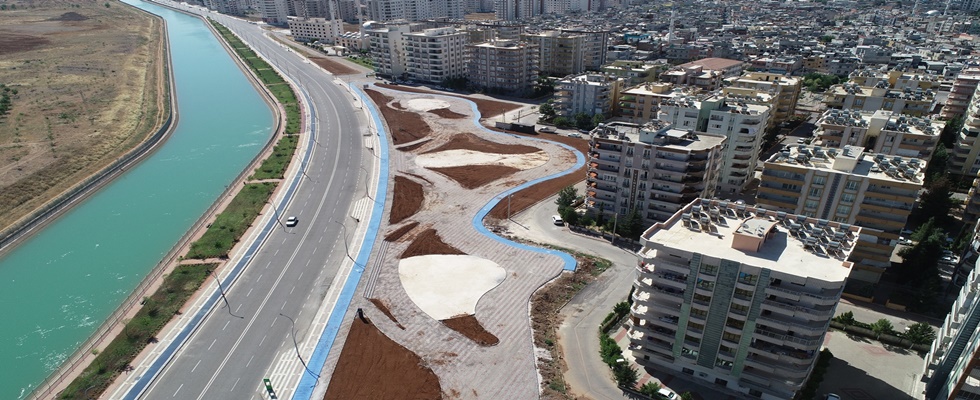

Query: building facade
[554,74,624,117]
[630,198,854,400]
[466,40,539,96]
[941,68,980,120]
[815,109,942,160]
[287,17,344,42]
[366,21,420,79]
[722,72,801,128]
[953,90,980,176]
[755,145,925,284]
[659,96,771,194]
[585,122,726,226]
[403,27,468,84]
[617,83,678,124]
[521,31,586,77]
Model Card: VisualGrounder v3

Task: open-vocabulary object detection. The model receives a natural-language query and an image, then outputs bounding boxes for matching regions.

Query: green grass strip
[59,263,215,399]
[252,135,298,180]
[185,182,277,259]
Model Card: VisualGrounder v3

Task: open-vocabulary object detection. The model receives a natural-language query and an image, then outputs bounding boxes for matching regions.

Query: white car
[657,388,677,399]
[826,394,841,400]
[567,133,582,138]
[551,215,564,225]
[286,216,298,227]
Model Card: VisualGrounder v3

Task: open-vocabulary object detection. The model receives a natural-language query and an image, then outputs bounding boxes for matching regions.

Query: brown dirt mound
[369,298,405,329]
[385,221,419,242]
[325,317,440,400]
[377,83,520,119]
[0,33,50,54]
[429,165,520,190]
[365,89,431,145]
[391,176,424,224]
[309,57,359,75]
[50,12,89,21]
[400,228,465,259]
[429,108,467,119]
[486,132,589,220]
[441,315,499,346]
[424,132,539,155]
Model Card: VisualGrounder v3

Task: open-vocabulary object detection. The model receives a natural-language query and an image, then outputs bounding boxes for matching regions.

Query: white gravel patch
[404,98,451,112]
[415,149,549,170]
[399,254,506,320]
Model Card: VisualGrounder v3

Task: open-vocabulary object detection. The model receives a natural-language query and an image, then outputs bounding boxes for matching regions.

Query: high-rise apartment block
[259,0,290,24]
[403,27,468,84]
[659,95,771,194]
[722,72,801,128]
[815,109,942,160]
[941,68,980,120]
[367,0,463,21]
[366,21,420,79]
[466,40,539,96]
[554,74,624,117]
[617,83,678,124]
[585,122,725,226]
[755,145,925,284]
[521,30,607,76]
[923,225,980,400]
[953,89,980,176]
[287,17,343,42]
[824,69,940,117]
[630,198,854,400]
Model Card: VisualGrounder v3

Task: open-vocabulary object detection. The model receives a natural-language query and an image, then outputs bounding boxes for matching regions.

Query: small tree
[539,102,556,120]
[871,318,894,340]
[613,363,639,389]
[638,381,661,397]
[556,185,578,209]
[834,311,856,332]
[680,393,694,400]
[903,322,937,348]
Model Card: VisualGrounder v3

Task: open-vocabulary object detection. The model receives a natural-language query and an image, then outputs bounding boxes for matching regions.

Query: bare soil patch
[428,108,466,119]
[397,141,428,152]
[0,1,166,234]
[400,228,465,259]
[385,221,420,242]
[487,133,588,220]
[390,176,424,224]
[309,56,358,75]
[369,298,405,329]
[377,83,520,119]
[429,165,521,190]
[365,89,432,145]
[424,132,539,155]
[406,173,432,184]
[324,317,441,400]
[441,315,499,346]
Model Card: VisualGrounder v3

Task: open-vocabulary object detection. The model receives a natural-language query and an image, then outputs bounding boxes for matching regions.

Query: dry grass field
[0,0,165,234]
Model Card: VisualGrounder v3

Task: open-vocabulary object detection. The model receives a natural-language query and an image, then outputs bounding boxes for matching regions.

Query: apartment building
[466,40,539,96]
[618,83,678,124]
[941,68,980,119]
[923,228,980,400]
[521,31,586,76]
[204,0,245,15]
[367,0,463,21]
[403,27,468,84]
[560,29,609,71]
[287,17,343,42]
[494,0,540,20]
[554,74,624,117]
[953,90,980,176]
[966,173,980,222]
[722,72,801,128]
[824,70,941,117]
[659,96,771,194]
[585,122,726,226]
[756,145,925,284]
[630,198,854,400]
[259,0,289,24]
[815,109,942,160]
[366,21,421,79]
[601,60,666,86]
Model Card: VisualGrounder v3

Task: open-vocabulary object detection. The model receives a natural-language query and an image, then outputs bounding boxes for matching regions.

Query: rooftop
[591,121,726,150]
[678,57,745,71]
[765,144,926,184]
[642,198,856,282]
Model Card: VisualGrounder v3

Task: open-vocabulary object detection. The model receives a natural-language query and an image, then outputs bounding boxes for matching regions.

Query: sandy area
[404,98,451,112]
[399,254,506,320]
[415,149,548,170]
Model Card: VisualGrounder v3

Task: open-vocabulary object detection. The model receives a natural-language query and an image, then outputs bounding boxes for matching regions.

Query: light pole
[332,221,356,263]
[211,269,241,318]
[271,205,287,231]
[359,165,374,201]
[278,313,320,384]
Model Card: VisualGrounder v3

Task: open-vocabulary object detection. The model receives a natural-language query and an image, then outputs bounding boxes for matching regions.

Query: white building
[287,17,343,42]
[554,74,624,117]
[467,40,539,96]
[631,198,854,400]
[259,0,290,24]
[403,27,468,84]
[366,21,419,79]
[659,95,771,194]
[367,0,463,21]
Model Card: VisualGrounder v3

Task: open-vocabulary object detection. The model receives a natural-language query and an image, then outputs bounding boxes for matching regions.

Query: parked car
[538,126,557,134]
[657,388,678,399]
[567,133,582,138]
[825,394,841,400]
[551,215,564,225]
[286,216,298,227]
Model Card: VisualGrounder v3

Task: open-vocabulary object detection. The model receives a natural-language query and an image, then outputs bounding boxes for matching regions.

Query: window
[700,264,718,275]
[805,199,819,209]
[809,187,822,197]
[691,308,708,319]
[738,272,756,285]
[845,180,860,191]
[722,332,740,343]
[781,183,800,191]
[730,303,749,315]
[813,176,826,185]
[841,193,855,203]
[837,205,851,215]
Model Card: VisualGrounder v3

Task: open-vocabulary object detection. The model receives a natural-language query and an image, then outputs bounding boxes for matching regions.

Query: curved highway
[119,3,370,399]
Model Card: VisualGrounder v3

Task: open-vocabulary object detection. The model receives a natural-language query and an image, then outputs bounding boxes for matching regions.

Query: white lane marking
[246,355,254,368]
[191,359,202,373]
[231,377,240,391]
[289,286,295,295]
[223,320,231,331]
[173,384,183,397]
[259,335,267,347]
[235,304,243,313]
[281,300,287,310]
[246,288,253,297]
[208,339,217,351]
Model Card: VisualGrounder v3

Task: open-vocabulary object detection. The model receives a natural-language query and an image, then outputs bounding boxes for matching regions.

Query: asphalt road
[136,4,367,399]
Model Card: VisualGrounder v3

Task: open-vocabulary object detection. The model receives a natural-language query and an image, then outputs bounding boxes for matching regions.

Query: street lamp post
[278,313,320,384]
[332,221,356,263]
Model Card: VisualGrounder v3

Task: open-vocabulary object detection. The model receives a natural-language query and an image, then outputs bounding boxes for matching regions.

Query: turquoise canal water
[3,1,274,398]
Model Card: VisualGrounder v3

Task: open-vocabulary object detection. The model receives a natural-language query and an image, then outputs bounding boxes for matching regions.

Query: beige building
[756,145,925,284]
[287,17,343,42]
[366,21,421,79]
[953,88,980,176]
[585,122,725,226]
[815,109,942,160]
[630,198,854,400]
[941,68,980,120]
[403,27,468,84]
[617,83,679,124]
[722,72,801,128]
[466,40,539,96]
[554,74,624,117]
[824,69,941,117]
[521,31,586,77]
